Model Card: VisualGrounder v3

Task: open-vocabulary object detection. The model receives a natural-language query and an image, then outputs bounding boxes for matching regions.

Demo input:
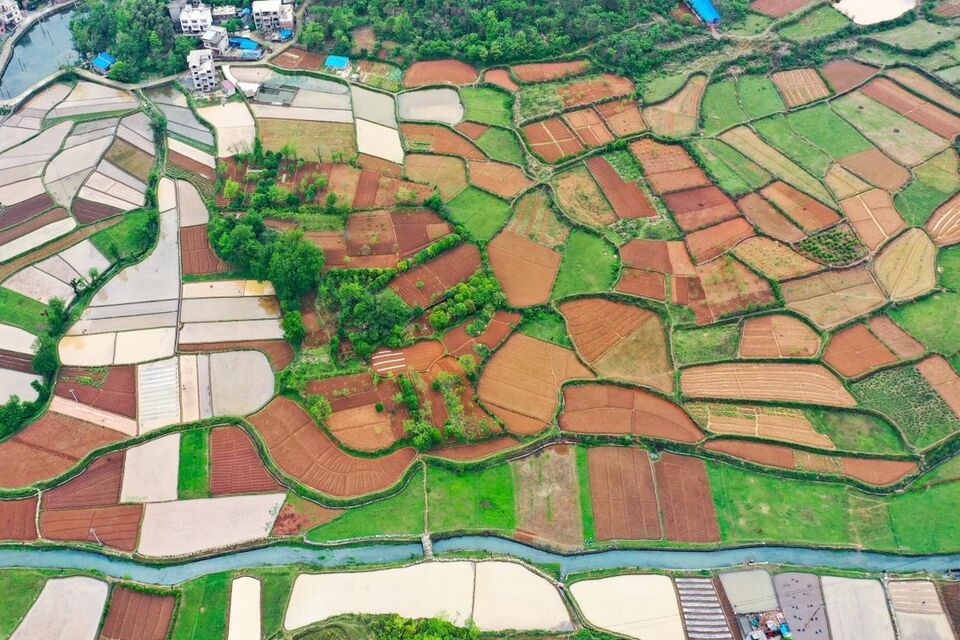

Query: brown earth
[42,451,124,510]
[941,583,960,631]
[820,60,879,93]
[867,316,925,359]
[732,236,823,280]
[587,447,661,540]
[873,227,937,301]
[917,355,960,419]
[771,68,831,107]
[926,192,960,246]
[564,108,614,147]
[73,198,123,224]
[455,121,489,140]
[841,457,916,485]
[179,340,293,370]
[442,310,520,357]
[104,138,154,182]
[643,75,706,137]
[100,587,176,640]
[738,193,806,243]
[840,189,905,251]
[0,496,38,540]
[664,186,740,231]
[675,256,775,325]
[750,0,814,17]
[760,181,839,232]
[595,98,647,136]
[467,159,532,198]
[180,224,230,275]
[616,268,667,301]
[506,189,570,249]
[551,164,617,227]
[0,349,32,373]
[271,47,324,71]
[654,452,720,542]
[707,439,807,470]
[512,61,590,82]
[271,496,339,536]
[428,436,520,461]
[168,150,215,181]
[512,444,583,547]
[55,365,136,418]
[488,230,561,307]
[862,78,960,140]
[0,194,57,230]
[403,60,478,87]
[684,217,754,263]
[209,426,282,496]
[40,504,143,551]
[687,403,835,449]
[388,243,482,308]
[619,239,695,275]
[484,69,519,92]
[523,118,583,163]
[584,156,657,219]
[681,363,856,407]
[369,340,445,375]
[838,148,911,191]
[824,324,899,378]
[781,266,887,329]
[400,124,486,160]
[739,314,821,358]
[0,206,69,245]
[558,74,634,109]
[560,383,703,442]
[629,138,710,194]
[306,373,409,450]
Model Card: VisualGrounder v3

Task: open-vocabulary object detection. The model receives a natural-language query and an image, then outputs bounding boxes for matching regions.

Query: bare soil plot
[861,78,960,140]
[681,363,856,406]
[688,403,834,448]
[572,574,685,640]
[484,69,519,92]
[685,218,755,263]
[551,164,617,227]
[558,73,634,109]
[0,496,38,540]
[403,60,478,87]
[917,355,960,418]
[467,160,531,198]
[642,75,707,137]
[1,193,57,229]
[512,444,583,547]
[429,436,519,461]
[306,373,409,449]
[732,236,823,280]
[559,298,673,392]
[523,117,584,163]
[751,0,815,17]
[400,123,485,160]
[100,587,175,640]
[873,228,937,301]
[941,582,960,632]
[488,231,561,307]
[442,310,520,357]
[477,333,593,435]
[629,138,710,194]
[42,451,124,509]
[739,314,820,358]
[824,324,899,377]
[838,148,910,191]
[738,193,805,243]
[926,193,960,246]
[179,340,293,371]
[587,447,661,540]
[760,181,840,232]
[40,504,143,551]
[271,495,338,536]
[887,68,960,115]
[455,121,488,139]
[840,189,905,250]
[619,239,695,275]
[616,269,667,300]
[512,61,590,82]
[389,243,481,308]
[781,267,887,329]
[935,0,960,17]
[821,60,878,93]
[248,397,417,497]
[506,189,569,248]
[655,452,720,541]
[888,581,954,640]
[54,365,136,418]
[0,207,70,247]
[822,577,897,640]
[209,426,281,496]
[564,108,614,147]
[674,257,775,325]
[392,210,452,256]
[868,316,924,358]
[708,440,840,475]
[772,68,831,107]
[72,198,123,224]
[103,138,153,183]
[584,156,656,219]
[595,99,646,136]
[664,186,740,231]
[180,224,229,275]
[560,383,703,442]
[826,163,871,199]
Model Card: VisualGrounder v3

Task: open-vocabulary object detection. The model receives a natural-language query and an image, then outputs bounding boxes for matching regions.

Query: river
[0,8,78,101]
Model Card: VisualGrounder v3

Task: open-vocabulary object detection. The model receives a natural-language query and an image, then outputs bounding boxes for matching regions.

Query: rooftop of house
[252,0,281,11]
[187,48,214,71]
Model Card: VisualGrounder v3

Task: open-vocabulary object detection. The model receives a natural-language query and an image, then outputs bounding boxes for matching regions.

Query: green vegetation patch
[643,73,691,103]
[785,104,873,160]
[475,127,525,165]
[0,287,48,334]
[518,308,572,348]
[805,408,908,455]
[850,364,960,449]
[171,572,230,640]
[691,139,771,197]
[446,187,512,243]
[777,6,850,43]
[460,87,513,127]
[0,569,47,638]
[889,481,960,553]
[738,76,784,119]
[869,20,960,53]
[576,446,596,543]
[178,428,209,499]
[673,323,739,365]
[701,80,747,136]
[915,455,960,488]
[796,225,867,267]
[518,82,565,121]
[604,150,643,182]
[939,246,960,291]
[551,230,619,299]
[893,150,960,226]
[260,568,298,638]
[889,292,960,357]
[753,115,832,177]
[89,209,158,261]
[427,464,516,532]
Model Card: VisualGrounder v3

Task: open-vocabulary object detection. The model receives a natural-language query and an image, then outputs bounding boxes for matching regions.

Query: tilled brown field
[738,193,806,243]
[772,68,831,107]
[584,156,656,219]
[587,447,661,541]
[681,363,856,407]
[684,217,754,263]
[512,444,583,547]
[178,340,294,371]
[512,60,590,82]
[180,224,230,275]
[403,59,478,87]
[616,268,666,301]
[0,496,38,540]
[40,504,144,551]
[467,159,532,198]
[560,383,703,442]
[100,587,176,640]
[209,426,282,496]
[781,267,887,329]
[306,373,409,450]
[55,366,137,418]
[824,324,899,377]
[760,181,839,232]
[42,451,125,510]
[629,138,710,194]
[400,124,486,160]
[840,189,905,251]
[654,452,720,542]
[820,59,878,93]
[739,314,820,359]
[389,243,482,308]
[664,186,740,231]
[442,310,520,357]
[839,148,911,192]
[862,78,960,140]
[488,230,561,307]
[595,98,647,136]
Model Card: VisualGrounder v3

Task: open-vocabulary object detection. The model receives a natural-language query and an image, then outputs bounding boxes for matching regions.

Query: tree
[223,17,242,32]
[32,336,59,378]
[266,230,325,305]
[281,310,306,345]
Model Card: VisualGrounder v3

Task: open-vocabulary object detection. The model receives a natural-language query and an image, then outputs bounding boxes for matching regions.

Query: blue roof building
[92,52,116,74]
[325,55,349,70]
[687,0,721,24]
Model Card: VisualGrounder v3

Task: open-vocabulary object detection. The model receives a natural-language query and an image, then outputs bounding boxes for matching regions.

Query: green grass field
[89,209,156,261]
[259,569,298,638]
[518,81,565,121]
[889,293,960,357]
[701,80,747,136]
[785,104,873,160]
[738,76,784,119]
[777,6,850,42]
[888,482,960,552]
[939,246,960,290]
[427,464,516,532]
[0,288,48,334]
[171,572,230,640]
[460,87,513,127]
[691,139,771,196]
[643,73,691,103]
[0,570,48,638]
[446,187,512,243]
[519,308,573,348]
[604,150,644,182]
[552,230,619,299]
[672,323,739,365]
[893,150,960,226]
[805,408,909,455]
[916,455,960,488]
[575,447,596,543]
[754,114,832,177]
[870,20,960,53]
[178,429,209,499]
[475,127,525,165]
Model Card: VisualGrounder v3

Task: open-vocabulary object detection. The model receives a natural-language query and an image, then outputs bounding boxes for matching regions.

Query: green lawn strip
[784,104,874,161]
[460,87,513,127]
[575,446,596,544]
[551,230,619,299]
[427,464,515,533]
[643,73,691,103]
[850,364,960,450]
[701,80,747,136]
[889,293,960,357]
[0,569,49,637]
[178,429,210,499]
[753,115,832,177]
[88,209,155,260]
[475,127,525,165]
[446,187,512,243]
[170,572,230,640]
[0,288,48,334]
[306,470,424,542]
[939,246,960,290]
[888,481,960,553]
[691,139,770,196]
[737,76,784,119]
[672,323,739,365]
[777,6,850,42]
[518,308,572,348]
[894,180,953,226]
[259,568,298,638]
[804,408,909,455]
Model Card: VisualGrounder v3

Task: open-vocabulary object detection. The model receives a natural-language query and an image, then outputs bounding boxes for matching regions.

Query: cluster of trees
[427,271,504,331]
[71,0,195,82]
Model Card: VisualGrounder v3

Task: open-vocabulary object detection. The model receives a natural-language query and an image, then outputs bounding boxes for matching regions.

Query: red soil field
[771,68,831,107]
[477,333,593,435]
[357,154,404,178]
[664,186,740,231]
[209,426,282,496]
[484,69,519,92]
[352,169,380,209]
[400,124,486,160]
[392,210,452,257]
[271,47,324,71]
[820,60,878,93]
[346,210,396,256]
[370,340,444,375]
[179,340,294,371]
[558,74,634,109]
[750,0,815,17]
[840,189,905,251]
[681,363,856,407]
[388,243,482,308]
[684,217,754,263]
[0,207,69,246]
[300,292,328,348]
[0,496,38,540]
[564,108,614,147]
[823,324,899,378]
[42,451,124,510]
[708,439,799,470]
[55,366,136,418]
[917,355,960,418]
[403,60,478,87]
[0,412,124,489]
[926,193,960,246]
[168,150,215,181]
[100,587,176,640]
[428,436,520,461]
[487,231,561,307]
[841,457,916,485]
[522,118,584,163]
[760,182,839,232]
[738,193,806,243]
[674,257,775,324]
[248,397,417,497]
[838,148,911,192]
[0,349,34,373]
[739,314,820,358]
[180,224,230,275]
[935,0,960,17]
[862,78,960,139]
[455,121,489,139]
[442,310,520,357]
[587,447,661,540]
[615,268,667,301]
[629,138,710,194]
[271,497,339,536]
[867,316,924,359]
[40,504,143,551]
[654,453,720,542]
[560,383,703,443]
[595,98,647,136]
[307,373,409,450]
[559,298,648,361]
[422,355,493,431]
[511,60,590,82]
[619,239,695,275]
[0,193,56,229]
[584,156,656,219]
[73,198,123,224]
[467,160,532,198]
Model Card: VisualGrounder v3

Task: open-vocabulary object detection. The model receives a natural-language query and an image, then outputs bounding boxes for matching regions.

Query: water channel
[0,8,78,100]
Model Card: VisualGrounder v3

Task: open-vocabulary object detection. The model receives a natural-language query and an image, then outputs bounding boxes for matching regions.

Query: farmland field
[446,187,512,242]
[889,293,960,357]
[551,230,619,298]
[475,127,525,164]
[460,87,513,127]
[777,6,850,42]
[673,324,739,365]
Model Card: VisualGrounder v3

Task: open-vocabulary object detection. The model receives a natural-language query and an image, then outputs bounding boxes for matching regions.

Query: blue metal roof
[92,52,116,70]
[687,0,721,23]
[325,55,349,69]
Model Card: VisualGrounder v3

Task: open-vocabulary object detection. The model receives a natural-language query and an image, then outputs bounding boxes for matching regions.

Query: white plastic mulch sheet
[397,88,464,125]
[355,118,404,164]
[570,574,686,640]
[10,576,108,640]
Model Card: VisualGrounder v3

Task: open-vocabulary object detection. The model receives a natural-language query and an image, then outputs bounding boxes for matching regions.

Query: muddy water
[0,9,78,100]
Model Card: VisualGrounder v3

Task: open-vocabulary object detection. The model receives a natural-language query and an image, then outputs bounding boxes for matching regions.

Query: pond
[0,9,78,100]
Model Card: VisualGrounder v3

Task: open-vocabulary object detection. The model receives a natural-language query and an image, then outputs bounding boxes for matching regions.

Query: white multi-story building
[187,49,217,92]
[252,0,291,30]
[179,2,212,33]
[201,25,228,54]
[211,5,236,23]
[0,0,23,29]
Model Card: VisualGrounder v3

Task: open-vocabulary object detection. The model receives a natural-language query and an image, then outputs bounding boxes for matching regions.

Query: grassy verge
[784,104,873,160]
[575,447,596,544]
[777,6,850,42]
[691,139,770,196]
[753,114,832,177]
[672,324,739,365]
[552,230,618,299]
[170,572,230,640]
[427,464,515,533]
[89,209,156,260]
[0,288,48,334]
[460,87,513,127]
[738,76,784,119]
[0,569,48,637]
[939,246,960,290]
[259,568,298,638]
[475,127,526,165]
[446,187,512,243]
[701,80,746,136]
[518,308,572,348]
[178,429,209,499]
